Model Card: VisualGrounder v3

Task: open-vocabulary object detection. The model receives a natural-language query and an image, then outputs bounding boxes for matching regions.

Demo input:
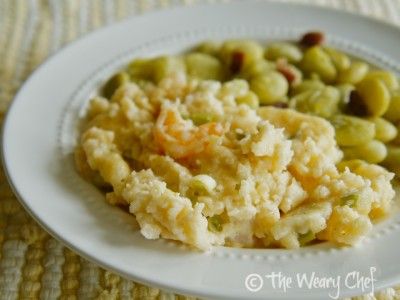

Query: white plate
[3,2,400,299]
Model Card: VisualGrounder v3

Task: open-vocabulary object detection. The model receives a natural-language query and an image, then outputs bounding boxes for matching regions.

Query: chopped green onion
[190,113,214,126]
[189,197,198,205]
[208,215,223,232]
[190,175,217,193]
[340,194,359,207]
[235,132,247,140]
[298,231,315,246]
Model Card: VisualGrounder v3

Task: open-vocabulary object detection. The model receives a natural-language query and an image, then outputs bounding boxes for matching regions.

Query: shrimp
[153,103,223,159]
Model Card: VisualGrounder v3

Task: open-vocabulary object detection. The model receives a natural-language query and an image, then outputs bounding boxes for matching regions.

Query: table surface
[1,0,400,299]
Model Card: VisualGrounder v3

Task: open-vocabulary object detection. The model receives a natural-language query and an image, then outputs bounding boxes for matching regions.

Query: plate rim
[3,2,400,299]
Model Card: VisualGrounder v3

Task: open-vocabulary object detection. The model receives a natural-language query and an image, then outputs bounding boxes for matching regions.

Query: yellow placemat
[1,0,400,299]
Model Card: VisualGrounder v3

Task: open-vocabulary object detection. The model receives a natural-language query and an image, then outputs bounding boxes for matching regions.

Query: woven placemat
[1,0,400,299]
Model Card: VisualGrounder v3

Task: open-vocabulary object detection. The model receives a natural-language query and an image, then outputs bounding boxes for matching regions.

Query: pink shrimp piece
[153,104,223,159]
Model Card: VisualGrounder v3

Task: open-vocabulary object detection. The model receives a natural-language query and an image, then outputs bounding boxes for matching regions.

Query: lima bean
[330,115,375,146]
[276,63,303,85]
[392,123,400,145]
[342,140,387,164]
[384,94,400,122]
[127,58,154,81]
[240,60,276,79]
[383,146,400,166]
[368,117,397,143]
[265,42,303,63]
[300,46,337,83]
[250,72,289,104]
[336,83,355,110]
[194,41,221,56]
[289,86,340,118]
[337,61,369,85]
[356,77,390,117]
[336,159,367,172]
[324,47,351,72]
[291,79,325,95]
[152,56,186,83]
[220,40,264,73]
[364,70,399,91]
[185,53,224,80]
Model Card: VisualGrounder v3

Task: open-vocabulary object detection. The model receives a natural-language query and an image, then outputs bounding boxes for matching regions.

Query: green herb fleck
[190,113,214,126]
[298,231,315,246]
[340,194,359,207]
[208,215,223,232]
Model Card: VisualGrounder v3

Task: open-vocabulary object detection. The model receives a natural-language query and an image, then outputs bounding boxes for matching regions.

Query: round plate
[3,2,400,299]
